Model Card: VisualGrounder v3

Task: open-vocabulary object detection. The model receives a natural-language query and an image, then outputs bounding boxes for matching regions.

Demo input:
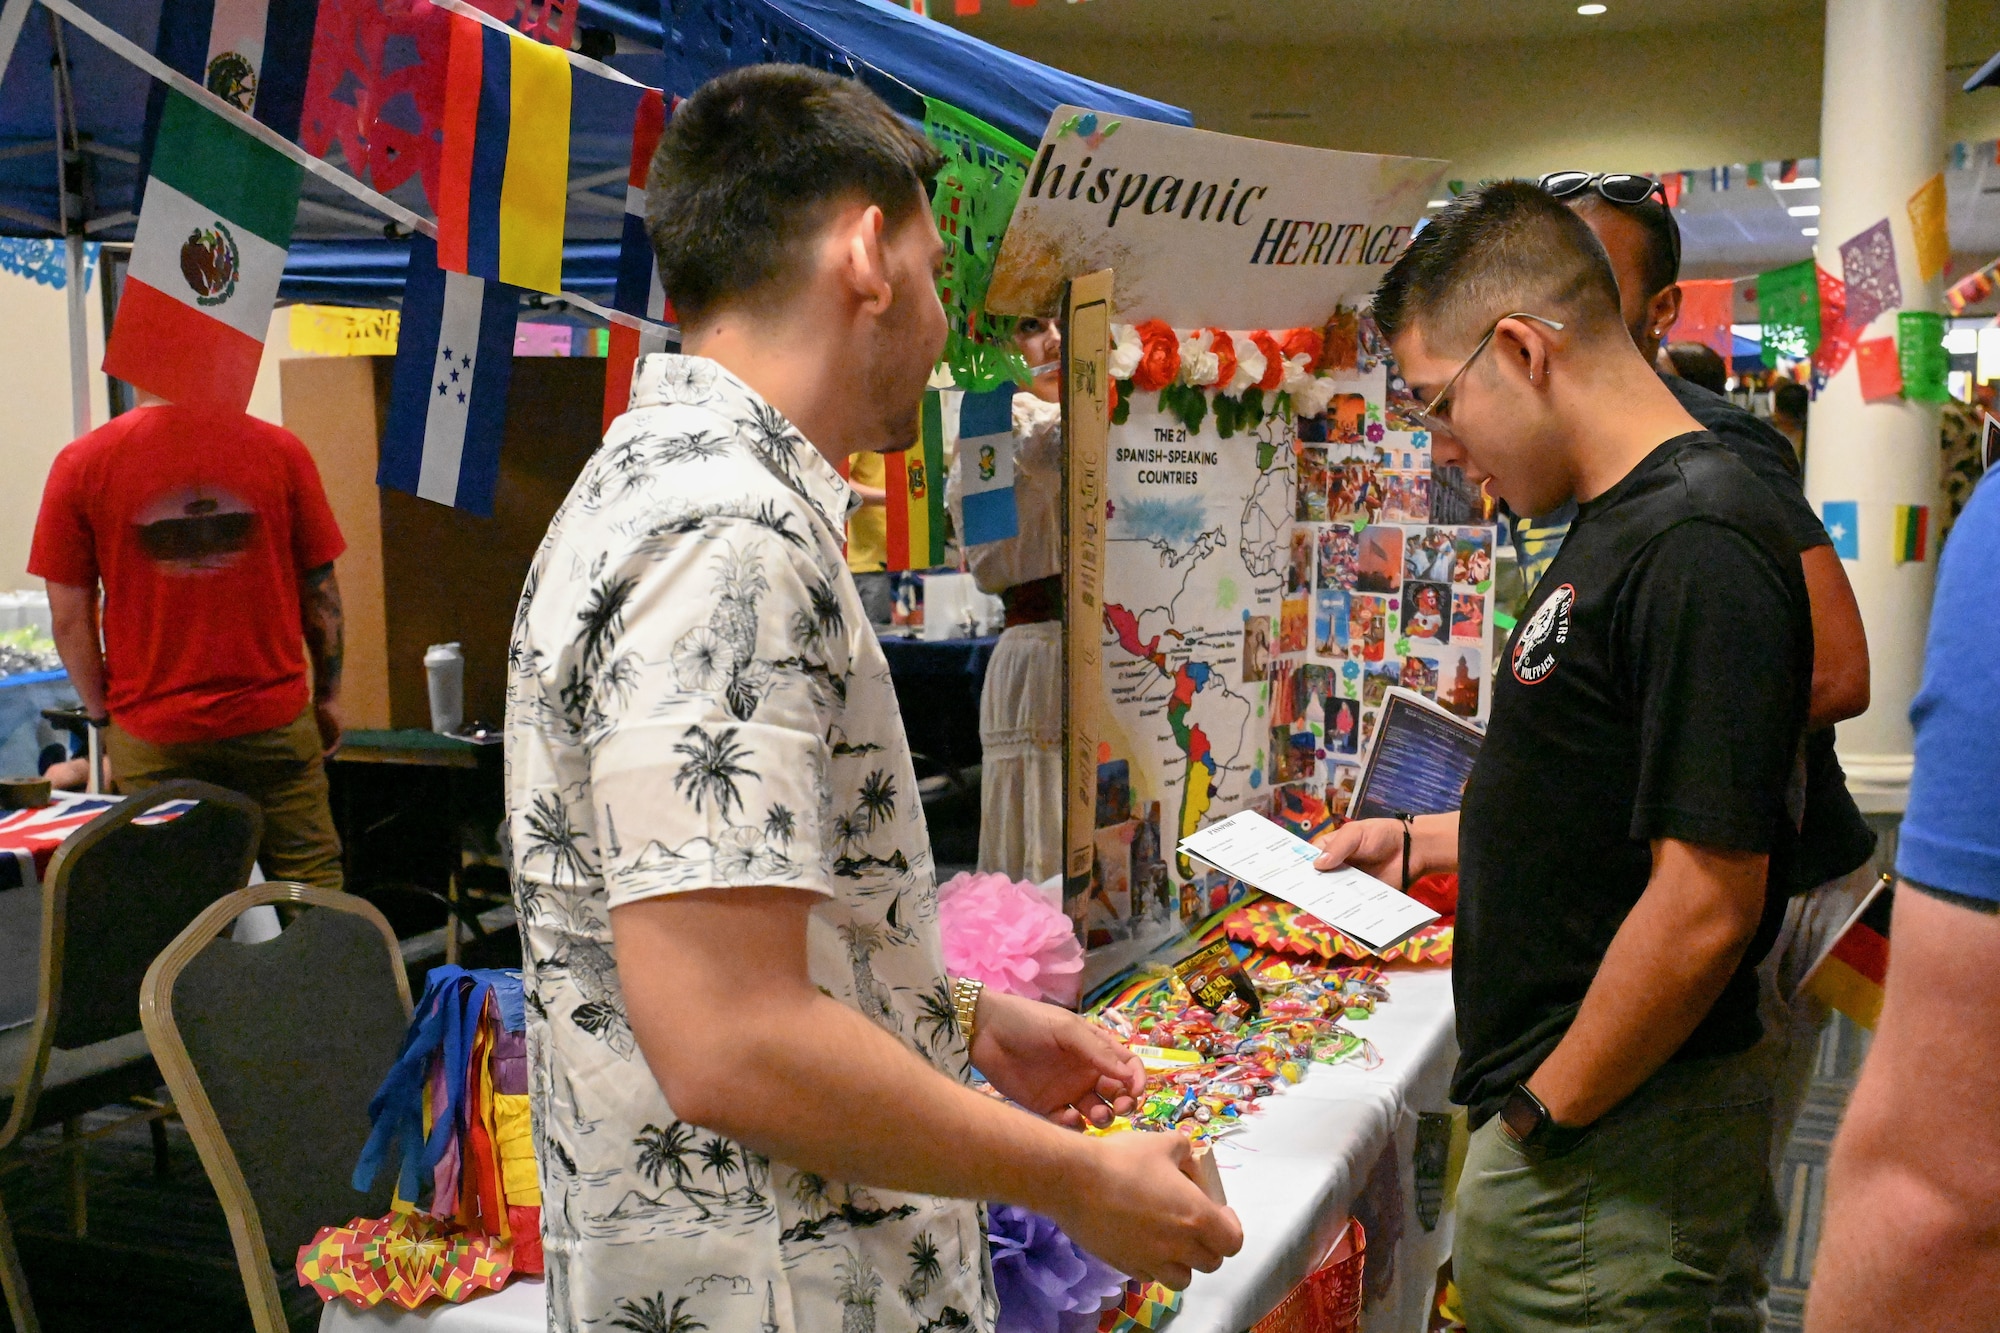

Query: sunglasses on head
[1538,170,1681,276]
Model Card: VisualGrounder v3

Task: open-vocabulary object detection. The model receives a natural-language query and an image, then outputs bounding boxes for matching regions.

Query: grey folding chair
[141,882,411,1333]
[0,779,261,1333]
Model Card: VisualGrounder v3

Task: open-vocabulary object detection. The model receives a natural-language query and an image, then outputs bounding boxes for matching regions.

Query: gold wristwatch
[951,976,985,1049]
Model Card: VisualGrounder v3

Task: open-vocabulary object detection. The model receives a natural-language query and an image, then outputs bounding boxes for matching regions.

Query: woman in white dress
[946,316,1064,882]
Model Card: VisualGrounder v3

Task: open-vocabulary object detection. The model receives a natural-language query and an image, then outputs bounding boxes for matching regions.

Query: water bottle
[424,643,464,735]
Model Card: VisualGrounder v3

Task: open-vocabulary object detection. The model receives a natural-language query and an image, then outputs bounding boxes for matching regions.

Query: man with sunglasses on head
[1551,169,1877,1332]
[1316,180,1814,1330]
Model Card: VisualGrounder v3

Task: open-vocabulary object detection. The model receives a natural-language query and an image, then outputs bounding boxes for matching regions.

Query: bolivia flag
[1802,874,1894,1029]
[437,15,571,296]
[1892,504,1929,564]
[603,89,673,432]
[104,90,301,415]
[885,390,947,571]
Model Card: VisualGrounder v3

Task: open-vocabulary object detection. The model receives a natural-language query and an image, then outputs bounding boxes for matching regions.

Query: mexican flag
[104,90,301,414]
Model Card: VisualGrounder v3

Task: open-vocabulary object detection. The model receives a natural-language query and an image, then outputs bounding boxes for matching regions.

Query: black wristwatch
[1498,1083,1590,1157]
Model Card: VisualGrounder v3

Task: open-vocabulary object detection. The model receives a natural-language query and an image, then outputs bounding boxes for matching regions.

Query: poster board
[988,105,1446,327]
[1063,270,1114,883]
[1004,112,1486,975]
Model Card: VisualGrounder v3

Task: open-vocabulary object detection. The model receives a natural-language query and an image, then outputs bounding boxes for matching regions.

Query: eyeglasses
[1412,312,1566,436]
[1538,170,1682,278]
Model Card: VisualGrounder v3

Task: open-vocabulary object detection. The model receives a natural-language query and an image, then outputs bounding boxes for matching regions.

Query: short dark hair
[1373,180,1624,354]
[1665,340,1728,394]
[1773,380,1810,421]
[1572,192,1680,299]
[646,64,942,326]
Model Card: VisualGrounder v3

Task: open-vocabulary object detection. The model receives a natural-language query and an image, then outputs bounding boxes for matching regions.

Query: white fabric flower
[1295,375,1339,419]
[1229,334,1267,394]
[1108,323,1142,380]
[1180,328,1222,388]
[1279,353,1316,398]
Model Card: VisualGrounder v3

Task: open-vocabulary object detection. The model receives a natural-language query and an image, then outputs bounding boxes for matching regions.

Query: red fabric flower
[1202,328,1238,391]
[1249,330,1286,391]
[1132,319,1181,392]
[1108,378,1121,415]
[1279,327,1325,370]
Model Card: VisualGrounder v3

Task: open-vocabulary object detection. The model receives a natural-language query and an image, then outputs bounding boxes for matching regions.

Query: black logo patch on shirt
[1511,582,1573,685]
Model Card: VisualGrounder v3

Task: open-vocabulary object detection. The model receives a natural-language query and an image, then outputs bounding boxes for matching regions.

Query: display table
[318,1278,545,1332]
[308,969,1456,1333]
[0,668,69,781]
[878,634,998,780]
[1178,965,1458,1333]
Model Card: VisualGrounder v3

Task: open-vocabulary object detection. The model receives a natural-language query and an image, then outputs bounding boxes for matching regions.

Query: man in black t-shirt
[1319,182,1814,1330]
[1567,182,1879,1332]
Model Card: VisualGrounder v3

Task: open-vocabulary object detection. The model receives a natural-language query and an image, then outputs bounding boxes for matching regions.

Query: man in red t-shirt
[29,394,348,888]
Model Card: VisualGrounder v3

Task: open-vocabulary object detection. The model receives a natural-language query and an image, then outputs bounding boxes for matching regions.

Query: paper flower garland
[297,1211,515,1310]
[1110,322,1351,437]
[989,1203,1128,1333]
[938,871,1086,1005]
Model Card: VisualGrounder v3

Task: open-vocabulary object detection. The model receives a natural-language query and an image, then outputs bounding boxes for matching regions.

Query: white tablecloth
[318,969,1459,1333]
[319,1278,546,1332]
[1177,964,1459,1333]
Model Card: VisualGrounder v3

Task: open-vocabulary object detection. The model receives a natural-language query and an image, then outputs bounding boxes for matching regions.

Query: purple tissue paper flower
[988,1203,1127,1333]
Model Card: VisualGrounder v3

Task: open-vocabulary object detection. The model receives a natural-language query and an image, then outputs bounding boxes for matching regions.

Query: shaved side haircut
[1373,180,1626,354]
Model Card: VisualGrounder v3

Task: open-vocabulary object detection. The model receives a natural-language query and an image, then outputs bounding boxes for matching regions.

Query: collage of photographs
[1244,346,1499,836]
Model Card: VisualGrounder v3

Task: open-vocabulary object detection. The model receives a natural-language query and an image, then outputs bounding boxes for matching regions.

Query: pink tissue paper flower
[937,871,1085,1006]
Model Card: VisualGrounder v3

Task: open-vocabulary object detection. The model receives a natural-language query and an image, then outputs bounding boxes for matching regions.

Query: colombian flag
[885,391,948,571]
[437,15,570,295]
[1802,874,1893,1029]
[1892,504,1929,564]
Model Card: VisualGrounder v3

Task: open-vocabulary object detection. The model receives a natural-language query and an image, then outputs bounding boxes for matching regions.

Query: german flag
[1802,874,1894,1029]
[884,390,947,571]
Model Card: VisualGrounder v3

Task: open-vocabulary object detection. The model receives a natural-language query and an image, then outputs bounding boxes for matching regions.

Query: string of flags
[603,89,675,432]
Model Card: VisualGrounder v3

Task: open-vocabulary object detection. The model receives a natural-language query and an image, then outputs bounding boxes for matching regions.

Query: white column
[1805,0,1946,812]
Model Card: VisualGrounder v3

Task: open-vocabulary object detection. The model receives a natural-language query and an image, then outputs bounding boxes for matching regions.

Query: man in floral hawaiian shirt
[506,65,1241,1333]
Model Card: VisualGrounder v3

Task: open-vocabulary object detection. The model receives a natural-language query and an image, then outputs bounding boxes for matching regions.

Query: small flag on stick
[885,390,948,571]
[1892,505,1929,564]
[956,383,1021,547]
[1801,875,1894,1029]
[378,234,521,515]
[104,90,301,414]
[604,89,674,432]
[437,15,571,294]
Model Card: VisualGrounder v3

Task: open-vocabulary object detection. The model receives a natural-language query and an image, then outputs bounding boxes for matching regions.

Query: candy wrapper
[989,1203,1129,1333]
[939,871,1086,1005]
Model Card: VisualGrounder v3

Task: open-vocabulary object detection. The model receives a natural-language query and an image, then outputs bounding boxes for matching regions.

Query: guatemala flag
[379,234,520,516]
[957,383,1020,547]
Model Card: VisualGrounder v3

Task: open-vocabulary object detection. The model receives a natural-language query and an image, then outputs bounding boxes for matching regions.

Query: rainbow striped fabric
[885,390,948,570]
[1892,504,1929,564]
[437,15,570,295]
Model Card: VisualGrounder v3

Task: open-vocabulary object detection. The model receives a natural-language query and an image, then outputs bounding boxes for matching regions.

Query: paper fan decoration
[1225,900,1454,965]
[298,1211,515,1309]
[1098,1280,1183,1332]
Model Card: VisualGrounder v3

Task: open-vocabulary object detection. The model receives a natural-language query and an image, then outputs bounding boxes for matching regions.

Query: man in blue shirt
[1804,475,2000,1332]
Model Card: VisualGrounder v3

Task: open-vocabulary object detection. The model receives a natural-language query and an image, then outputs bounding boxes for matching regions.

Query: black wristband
[86,713,109,729]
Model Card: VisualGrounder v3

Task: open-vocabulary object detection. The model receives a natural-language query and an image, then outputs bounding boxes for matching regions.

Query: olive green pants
[105,706,344,890]
[1456,1046,1774,1332]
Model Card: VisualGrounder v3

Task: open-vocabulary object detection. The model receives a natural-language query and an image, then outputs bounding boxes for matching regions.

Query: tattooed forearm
[301,562,345,701]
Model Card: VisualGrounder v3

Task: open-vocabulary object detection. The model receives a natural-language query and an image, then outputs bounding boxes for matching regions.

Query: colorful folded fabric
[1225,900,1454,965]
[297,1210,514,1310]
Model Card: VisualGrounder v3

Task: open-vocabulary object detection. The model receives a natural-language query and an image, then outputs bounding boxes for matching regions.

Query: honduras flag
[957,383,1020,547]
[379,234,520,516]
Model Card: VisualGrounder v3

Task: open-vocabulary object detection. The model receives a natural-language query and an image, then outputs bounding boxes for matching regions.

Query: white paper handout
[1177,810,1439,954]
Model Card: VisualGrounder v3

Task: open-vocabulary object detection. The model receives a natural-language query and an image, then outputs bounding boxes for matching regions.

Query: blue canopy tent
[0,0,1188,257]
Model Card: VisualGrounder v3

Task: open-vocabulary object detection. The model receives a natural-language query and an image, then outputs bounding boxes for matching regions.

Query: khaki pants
[105,706,343,890]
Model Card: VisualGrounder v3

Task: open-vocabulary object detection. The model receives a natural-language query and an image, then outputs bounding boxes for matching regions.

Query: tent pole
[0,0,34,104]
[47,7,87,434]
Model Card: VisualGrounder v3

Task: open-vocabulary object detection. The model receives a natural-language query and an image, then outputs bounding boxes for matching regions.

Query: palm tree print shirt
[506,355,997,1333]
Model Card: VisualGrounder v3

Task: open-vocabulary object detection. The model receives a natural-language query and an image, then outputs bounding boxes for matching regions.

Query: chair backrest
[45,780,261,1051]
[142,883,412,1333]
